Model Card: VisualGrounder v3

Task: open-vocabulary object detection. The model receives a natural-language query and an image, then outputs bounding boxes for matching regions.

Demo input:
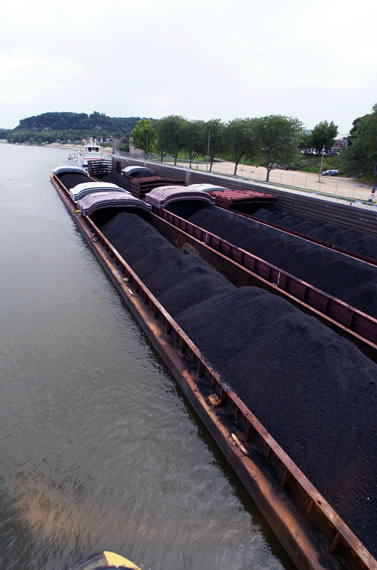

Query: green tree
[131,119,156,156]
[182,120,206,167]
[254,115,303,182]
[298,132,313,150]
[155,115,186,165]
[342,104,377,188]
[205,119,226,171]
[154,120,167,163]
[225,118,258,175]
[347,116,363,145]
[311,120,338,154]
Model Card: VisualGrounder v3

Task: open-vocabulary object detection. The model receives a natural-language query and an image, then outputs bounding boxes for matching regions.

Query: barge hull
[50,173,376,570]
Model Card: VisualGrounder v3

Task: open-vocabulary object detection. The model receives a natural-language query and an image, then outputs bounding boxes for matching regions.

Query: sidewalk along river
[0,143,291,569]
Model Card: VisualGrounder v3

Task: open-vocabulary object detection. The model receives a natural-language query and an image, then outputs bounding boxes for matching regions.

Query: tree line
[7,129,116,145]
[131,115,342,182]
[132,109,377,185]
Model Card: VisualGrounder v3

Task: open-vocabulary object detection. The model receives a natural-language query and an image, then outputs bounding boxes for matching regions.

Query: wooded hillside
[7,111,147,144]
[15,111,141,134]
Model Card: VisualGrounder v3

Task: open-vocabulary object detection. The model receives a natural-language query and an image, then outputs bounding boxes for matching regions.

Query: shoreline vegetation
[3,139,372,202]
[2,108,376,199]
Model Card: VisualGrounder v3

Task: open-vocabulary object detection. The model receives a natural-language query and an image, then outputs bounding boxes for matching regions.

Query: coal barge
[50,163,377,569]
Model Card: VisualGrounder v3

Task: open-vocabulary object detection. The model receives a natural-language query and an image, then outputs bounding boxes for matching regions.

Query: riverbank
[0,140,112,154]
[46,142,113,154]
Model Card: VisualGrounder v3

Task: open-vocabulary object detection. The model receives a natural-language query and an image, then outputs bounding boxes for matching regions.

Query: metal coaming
[50,173,377,569]
[153,207,377,349]
[224,208,377,269]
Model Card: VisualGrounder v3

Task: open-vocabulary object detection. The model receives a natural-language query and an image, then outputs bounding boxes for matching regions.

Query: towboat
[69,140,107,172]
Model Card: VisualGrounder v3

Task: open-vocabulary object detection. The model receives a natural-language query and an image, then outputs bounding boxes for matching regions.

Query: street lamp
[206,131,211,171]
[318,145,325,182]
[368,162,377,202]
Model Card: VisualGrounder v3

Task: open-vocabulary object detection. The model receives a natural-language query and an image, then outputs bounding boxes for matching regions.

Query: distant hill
[15,112,142,134]
[7,112,148,144]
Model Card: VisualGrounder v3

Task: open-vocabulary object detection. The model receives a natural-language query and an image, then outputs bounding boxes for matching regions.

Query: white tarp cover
[52,165,88,176]
[70,182,127,202]
[188,183,229,192]
[122,166,154,176]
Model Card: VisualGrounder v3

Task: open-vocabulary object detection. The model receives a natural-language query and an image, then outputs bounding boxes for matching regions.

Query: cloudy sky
[1,0,376,133]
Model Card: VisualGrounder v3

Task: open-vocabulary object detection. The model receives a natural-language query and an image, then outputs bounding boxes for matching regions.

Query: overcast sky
[1,0,376,133]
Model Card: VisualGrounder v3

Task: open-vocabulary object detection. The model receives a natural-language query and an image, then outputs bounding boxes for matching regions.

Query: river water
[0,143,291,569]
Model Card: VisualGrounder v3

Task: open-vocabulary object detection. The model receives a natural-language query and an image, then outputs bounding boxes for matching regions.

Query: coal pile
[100,212,232,316]
[98,211,149,242]
[97,172,130,191]
[58,172,90,189]
[254,207,377,262]
[99,210,377,556]
[177,288,377,556]
[169,203,377,319]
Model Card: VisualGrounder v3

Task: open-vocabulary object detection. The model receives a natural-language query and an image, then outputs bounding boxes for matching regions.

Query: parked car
[322,169,339,176]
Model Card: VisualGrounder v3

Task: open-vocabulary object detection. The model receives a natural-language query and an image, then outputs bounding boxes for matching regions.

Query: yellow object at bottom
[104,551,141,569]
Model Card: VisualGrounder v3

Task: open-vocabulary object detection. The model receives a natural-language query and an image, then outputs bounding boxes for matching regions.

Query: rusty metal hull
[50,173,376,569]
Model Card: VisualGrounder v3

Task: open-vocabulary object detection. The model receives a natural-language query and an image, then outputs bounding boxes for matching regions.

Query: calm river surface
[0,143,291,569]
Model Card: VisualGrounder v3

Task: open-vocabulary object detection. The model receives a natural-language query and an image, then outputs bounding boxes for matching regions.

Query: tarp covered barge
[50,166,377,569]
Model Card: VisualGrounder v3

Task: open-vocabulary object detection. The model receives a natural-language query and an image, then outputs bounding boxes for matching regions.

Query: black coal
[254,207,377,262]
[99,210,377,556]
[58,172,90,189]
[168,203,377,319]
